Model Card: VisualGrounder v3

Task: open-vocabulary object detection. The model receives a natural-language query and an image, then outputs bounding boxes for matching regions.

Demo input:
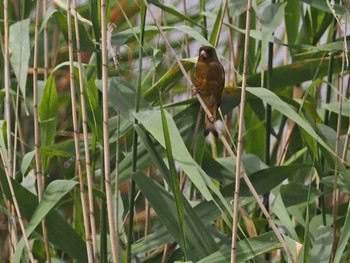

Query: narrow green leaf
[0,171,88,262]
[114,25,210,47]
[38,73,58,148]
[301,0,344,15]
[135,110,211,199]
[301,184,312,262]
[260,3,287,72]
[21,151,35,177]
[280,182,321,207]
[132,200,221,255]
[9,19,30,100]
[134,110,232,222]
[133,172,218,262]
[285,0,300,46]
[0,121,8,167]
[197,232,282,263]
[159,100,187,258]
[149,0,203,29]
[310,226,332,263]
[53,10,95,51]
[246,88,330,155]
[272,193,299,240]
[13,180,78,262]
[246,56,343,89]
[143,60,194,104]
[209,1,224,47]
[334,202,350,263]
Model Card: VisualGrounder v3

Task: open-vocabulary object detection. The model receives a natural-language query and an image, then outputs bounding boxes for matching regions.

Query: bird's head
[198,46,218,62]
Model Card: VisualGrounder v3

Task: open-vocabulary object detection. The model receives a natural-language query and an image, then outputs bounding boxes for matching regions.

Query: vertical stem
[100,0,119,262]
[115,110,121,257]
[3,0,17,256]
[230,1,252,262]
[33,1,51,262]
[43,0,49,80]
[320,18,337,227]
[200,0,208,39]
[66,1,94,262]
[2,4,34,261]
[127,3,146,262]
[264,2,274,261]
[332,34,346,263]
[71,0,99,260]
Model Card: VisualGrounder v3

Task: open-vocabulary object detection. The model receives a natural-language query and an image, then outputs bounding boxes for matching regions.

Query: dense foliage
[1,0,350,262]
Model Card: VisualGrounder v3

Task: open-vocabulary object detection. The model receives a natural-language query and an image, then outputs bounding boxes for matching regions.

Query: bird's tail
[204,114,218,137]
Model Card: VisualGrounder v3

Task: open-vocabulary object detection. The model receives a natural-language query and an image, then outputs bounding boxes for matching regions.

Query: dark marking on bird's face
[198,46,216,62]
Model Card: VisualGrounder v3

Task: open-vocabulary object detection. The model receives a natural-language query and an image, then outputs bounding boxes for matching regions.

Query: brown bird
[194,46,225,137]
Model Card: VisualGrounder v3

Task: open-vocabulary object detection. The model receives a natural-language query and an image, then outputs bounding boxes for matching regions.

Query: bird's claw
[193,87,200,96]
[208,115,215,123]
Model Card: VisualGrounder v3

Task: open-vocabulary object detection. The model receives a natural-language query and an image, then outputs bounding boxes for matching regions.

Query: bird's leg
[192,86,200,96]
[208,114,215,123]
[208,108,216,123]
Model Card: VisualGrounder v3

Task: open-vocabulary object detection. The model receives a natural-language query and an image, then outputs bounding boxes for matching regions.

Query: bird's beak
[200,50,208,58]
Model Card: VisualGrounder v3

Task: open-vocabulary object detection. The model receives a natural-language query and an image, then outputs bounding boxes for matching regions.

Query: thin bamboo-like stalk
[0,153,35,262]
[100,0,119,262]
[66,1,94,262]
[10,87,21,254]
[143,1,294,261]
[230,1,252,261]
[72,0,99,260]
[332,36,346,261]
[115,110,121,257]
[2,7,34,257]
[33,2,51,262]
[3,0,18,258]
[328,5,349,257]
[43,0,49,80]
[264,1,274,245]
[127,3,147,262]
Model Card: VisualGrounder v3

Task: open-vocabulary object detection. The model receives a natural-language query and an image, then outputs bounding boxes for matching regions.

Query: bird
[194,46,225,137]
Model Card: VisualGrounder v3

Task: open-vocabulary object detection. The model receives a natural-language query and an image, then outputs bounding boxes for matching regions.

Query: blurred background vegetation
[1,0,350,262]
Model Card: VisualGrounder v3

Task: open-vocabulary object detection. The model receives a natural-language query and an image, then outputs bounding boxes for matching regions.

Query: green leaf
[143,60,194,104]
[324,100,350,118]
[13,180,78,262]
[246,88,331,156]
[159,98,188,257]
[246,56,343,89]
[9,19,30,100]
[285,0,300,46]
[38,74,58,148]
[134,110,232,222]
[261,3,287,30]
[310,226,332,263]
[0,121,8,167]
[272,193,299,240]
[132,200,221,255]
[301,0,345,15]
[197,232,282,263]
[334,202,350,263]
[21,151,35,177]
[0,171,88,262]
[148,0,203,29]
[133,172,218,262]
[280,182,321,207]
[209,1,224,47]
[134,110,211,200]
[260,3,287,70]
[53,10,95,51]
[113,25,210,46]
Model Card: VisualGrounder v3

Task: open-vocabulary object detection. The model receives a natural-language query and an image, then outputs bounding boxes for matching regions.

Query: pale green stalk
[100,0,119,261]
[66,1,94,262]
